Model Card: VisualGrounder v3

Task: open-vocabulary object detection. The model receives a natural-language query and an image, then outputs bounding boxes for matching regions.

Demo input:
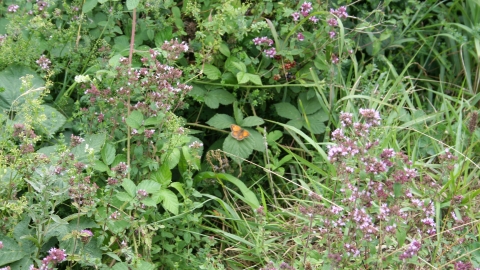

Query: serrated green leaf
[236,72,249,84]
[101,143,116,165]
[204,91,219,109]
[116,191,133,202]
[203,64,221,80]
[225,56,241,73]
[126,110,143,129]
[210,89,235,105]
[170,182,185,198]
[247,74,262,85]
[151,163,172,186]
[219,42,230,57]
[137,180,161,194]
[206,114,235,129]
[232,62,247,72]
[158,189,179,215]
[274,102,301,120]
[242,116,264,127]
[82,0,98,13]
[126,0,139,10]
[166,148,180,169]
[304,110,327,134]
[223,136,254,163]
[0,65,44,110]
[121,178,137,197]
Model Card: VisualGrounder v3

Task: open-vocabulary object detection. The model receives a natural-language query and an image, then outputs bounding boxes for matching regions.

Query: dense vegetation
[0,0,479,269]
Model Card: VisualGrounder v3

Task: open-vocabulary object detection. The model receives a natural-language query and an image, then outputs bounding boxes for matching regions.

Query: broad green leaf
[126,110,143,129]
[203,64,221,80]
[223,135,254,163]
[126,0,139,10]
[155,26,173,47]
[0,236,26,265]
[71,133,106,163]
[211,89,235,105]
[0,65,44,111]
[206,114,235,129]
[51,215,68,225]
[101,143,116,165]
[242,116,264,127]
[225,56,241,73]
[304,110,327,134]
[232,62,247,72]
[274,102,301,120]
[166,147,180,169]
[236,71,249,84]
[82,0,98,13]
[116,192,133,202]
[151,163,172,186]
[121,178,137,197]
[219,42,230,57]
[137,180,161,194]
[14,105,66,137]
[144,113,165,126]
[158,189,179,215]
[170,182,185,198]
[204,91,219,109]
[247,74,262,85]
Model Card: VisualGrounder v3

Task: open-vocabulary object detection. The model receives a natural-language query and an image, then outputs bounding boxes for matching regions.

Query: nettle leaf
[82,0,98,13]
[203,64,221,80]
[0,65,44,111]
[157,189,179,215]
[126,110,143,129]
[242,116,264,127]
[223,135,254,163]
[101,143,116,166]
[126,0,139,10]
[206,114,235,129]
[274,102,301,120]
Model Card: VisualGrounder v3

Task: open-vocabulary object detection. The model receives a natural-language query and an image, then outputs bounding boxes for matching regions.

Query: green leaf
[247,74,262,85]
[0,236,26,265]
[170,182,185,198]
[166,148,180,169]
[144,113,165,126]
[219,42,230,57]
[223,135,254,163]
[71,133,106,164]
[232,62,247,72]
[154,26,173,47]
[116,191,133,202]
[158,189,179,215]
[242,116,264,127]
[137,180,161,194]
[274,102,301,120]
[204,91,219,109]
[304,110,327,134]
[126,110,143,129]
[151,163,172,186]
[126,0,139,10]
[122,178,137,197]
[203,64,221,80]
[225,56,241,73]
[211,89,235,105]
[101,143,116,165]
[0,65,44,111]
[236,71,249,84]
[206,114,235,129]
[82,0,98,13]
[51,215,68,225]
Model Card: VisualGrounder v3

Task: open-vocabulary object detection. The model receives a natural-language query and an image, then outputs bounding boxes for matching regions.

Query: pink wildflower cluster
[7,5,19,13]
[36,55,52,71]
[291,2,318,23]
[161,39,189,61]
[29,248,67,270]
[253,37,276,58]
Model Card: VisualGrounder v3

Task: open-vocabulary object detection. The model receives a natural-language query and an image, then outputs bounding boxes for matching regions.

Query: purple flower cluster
[291,2,318,24]
[29,248,67,270]
[36,55,52,70]
[253,37,276,58]
[8,5,19,13]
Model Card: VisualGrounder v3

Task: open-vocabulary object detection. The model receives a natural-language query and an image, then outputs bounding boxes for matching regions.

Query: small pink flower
[8,5,20,13]
[297,32,305,41]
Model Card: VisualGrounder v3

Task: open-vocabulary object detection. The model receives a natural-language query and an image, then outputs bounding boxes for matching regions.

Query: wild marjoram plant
[261,109,478,269]
[274,109,476,269]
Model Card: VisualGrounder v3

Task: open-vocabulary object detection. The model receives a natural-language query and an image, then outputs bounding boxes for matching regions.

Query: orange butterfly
[230,124,250,140]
